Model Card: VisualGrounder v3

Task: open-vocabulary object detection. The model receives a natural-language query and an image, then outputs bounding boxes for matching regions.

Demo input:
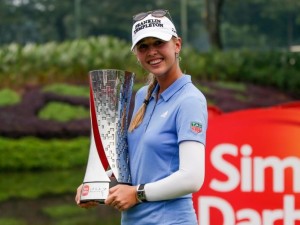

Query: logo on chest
[160,111,169,118]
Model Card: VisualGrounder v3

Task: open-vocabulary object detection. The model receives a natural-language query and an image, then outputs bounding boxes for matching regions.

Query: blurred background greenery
[0,0,299,224]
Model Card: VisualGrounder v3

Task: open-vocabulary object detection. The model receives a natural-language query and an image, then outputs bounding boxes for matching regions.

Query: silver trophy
[80,69,134,204]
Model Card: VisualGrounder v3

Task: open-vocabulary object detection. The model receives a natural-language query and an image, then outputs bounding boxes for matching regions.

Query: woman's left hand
[105,184,139,211]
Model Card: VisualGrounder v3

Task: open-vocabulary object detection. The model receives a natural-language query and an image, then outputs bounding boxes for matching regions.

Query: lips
[149,58,163,65]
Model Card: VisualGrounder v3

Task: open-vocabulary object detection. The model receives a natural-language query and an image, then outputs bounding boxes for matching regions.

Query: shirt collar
[151,75,192,102]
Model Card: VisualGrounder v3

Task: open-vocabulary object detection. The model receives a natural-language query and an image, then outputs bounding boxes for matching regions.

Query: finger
[105,195,116,205]
[111,200,119,207]
[75,196,79,204]
[75,194,81,204]
[109,185,118,194]
[115,204,122,211]
[75,184,83,204]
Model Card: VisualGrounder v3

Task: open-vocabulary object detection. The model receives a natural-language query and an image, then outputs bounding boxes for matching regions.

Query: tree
[222,0,300,49]
[203,0,224,50]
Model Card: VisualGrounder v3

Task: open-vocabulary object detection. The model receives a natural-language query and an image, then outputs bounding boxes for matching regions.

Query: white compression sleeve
[144,141,205,201]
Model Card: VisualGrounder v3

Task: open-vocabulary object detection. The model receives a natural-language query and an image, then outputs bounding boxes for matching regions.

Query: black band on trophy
[143,99,149,105]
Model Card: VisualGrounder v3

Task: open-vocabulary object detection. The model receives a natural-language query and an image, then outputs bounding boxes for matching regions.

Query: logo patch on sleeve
[190,122,202,134]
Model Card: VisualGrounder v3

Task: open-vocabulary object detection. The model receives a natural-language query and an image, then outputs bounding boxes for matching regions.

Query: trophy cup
[80,69,134,204]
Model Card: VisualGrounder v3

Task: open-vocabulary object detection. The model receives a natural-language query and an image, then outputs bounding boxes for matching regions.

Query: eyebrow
[137,37,165,45]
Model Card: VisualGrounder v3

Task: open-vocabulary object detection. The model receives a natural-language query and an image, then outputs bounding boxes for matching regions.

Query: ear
[174,37,182,54]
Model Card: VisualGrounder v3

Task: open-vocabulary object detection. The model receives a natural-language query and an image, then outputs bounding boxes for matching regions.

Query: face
[134,37,181,78]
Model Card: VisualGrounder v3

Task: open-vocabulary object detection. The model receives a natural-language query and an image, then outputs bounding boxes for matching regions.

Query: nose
[147,45,158,56]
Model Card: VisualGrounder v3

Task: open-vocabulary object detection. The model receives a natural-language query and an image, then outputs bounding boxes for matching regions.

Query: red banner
[193,102,300,225]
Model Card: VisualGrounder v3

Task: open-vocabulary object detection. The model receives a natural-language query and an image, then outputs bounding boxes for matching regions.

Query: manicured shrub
[0,89,20,106]
[0,36,299,96]
[0,136,89,171]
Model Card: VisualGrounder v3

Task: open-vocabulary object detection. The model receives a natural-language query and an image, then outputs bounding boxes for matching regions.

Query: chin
[150,68,166,77]
[150,72,163,78]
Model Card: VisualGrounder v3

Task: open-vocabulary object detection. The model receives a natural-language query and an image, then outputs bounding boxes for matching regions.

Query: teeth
[149,59,162,65]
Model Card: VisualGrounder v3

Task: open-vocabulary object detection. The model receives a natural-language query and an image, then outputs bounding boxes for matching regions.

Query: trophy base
[79,178,121,204]
[80,181,110,204]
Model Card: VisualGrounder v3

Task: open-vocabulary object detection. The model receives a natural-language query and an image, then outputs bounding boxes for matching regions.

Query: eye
[137,43,148,51]
[154,40,165,47]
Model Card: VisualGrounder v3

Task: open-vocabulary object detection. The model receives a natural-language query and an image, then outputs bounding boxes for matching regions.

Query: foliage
[222,0,300,48]
[0,218,27,225]
[0,136,89,171]
[0,36,141,87]
[40,83,91,122]
[38,102,89,122]
[0,37,299,97]
[0,0,202,47]
[0,85,91,139]
[0,89,21,106]
[181,48,300,97]
[0,169,84,201]
[1,37,300,96]
[0,169,120,225]
[42,83,90,98]
[214,81,246,92]
[42,204,87,218]
[41,204,120,225]
[1,0,300,50]
[194,83,215,96]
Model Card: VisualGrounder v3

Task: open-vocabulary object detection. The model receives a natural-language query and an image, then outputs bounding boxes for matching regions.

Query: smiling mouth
[149,58,163,65]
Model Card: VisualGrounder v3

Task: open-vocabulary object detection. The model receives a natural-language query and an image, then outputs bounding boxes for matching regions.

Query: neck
[156,67,182,94]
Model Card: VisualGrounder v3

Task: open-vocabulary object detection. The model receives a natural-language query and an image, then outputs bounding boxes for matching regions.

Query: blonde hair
[128,73,157,132]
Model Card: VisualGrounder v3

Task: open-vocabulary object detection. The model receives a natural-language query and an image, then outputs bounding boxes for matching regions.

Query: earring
[175,53,182,62]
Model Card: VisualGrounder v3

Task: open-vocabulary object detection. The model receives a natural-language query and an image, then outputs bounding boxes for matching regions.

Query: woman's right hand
[75,184,99,208]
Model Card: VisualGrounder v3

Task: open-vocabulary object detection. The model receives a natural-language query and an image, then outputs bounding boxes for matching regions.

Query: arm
[104,141,205,210]
[144,140,205,201]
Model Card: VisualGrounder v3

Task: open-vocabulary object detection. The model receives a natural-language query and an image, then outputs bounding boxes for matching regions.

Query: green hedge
[0,88,21,106]
[0,169,84,201]
[0,36,299,96]
[180,48,300,96]
[0,36,145,87]
[0,137,89,171]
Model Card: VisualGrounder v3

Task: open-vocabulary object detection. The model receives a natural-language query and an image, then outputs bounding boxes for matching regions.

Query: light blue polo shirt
[122,75,207,225]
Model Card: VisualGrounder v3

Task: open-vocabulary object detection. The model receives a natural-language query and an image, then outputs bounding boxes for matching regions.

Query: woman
[76,9,208,225]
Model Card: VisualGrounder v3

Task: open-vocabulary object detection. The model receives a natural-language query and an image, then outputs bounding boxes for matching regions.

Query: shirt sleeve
[176,95,208,145]
[143,141,205,201]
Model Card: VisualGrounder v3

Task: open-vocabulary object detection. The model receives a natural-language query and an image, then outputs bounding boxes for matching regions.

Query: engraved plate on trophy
[80,69,134,203]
